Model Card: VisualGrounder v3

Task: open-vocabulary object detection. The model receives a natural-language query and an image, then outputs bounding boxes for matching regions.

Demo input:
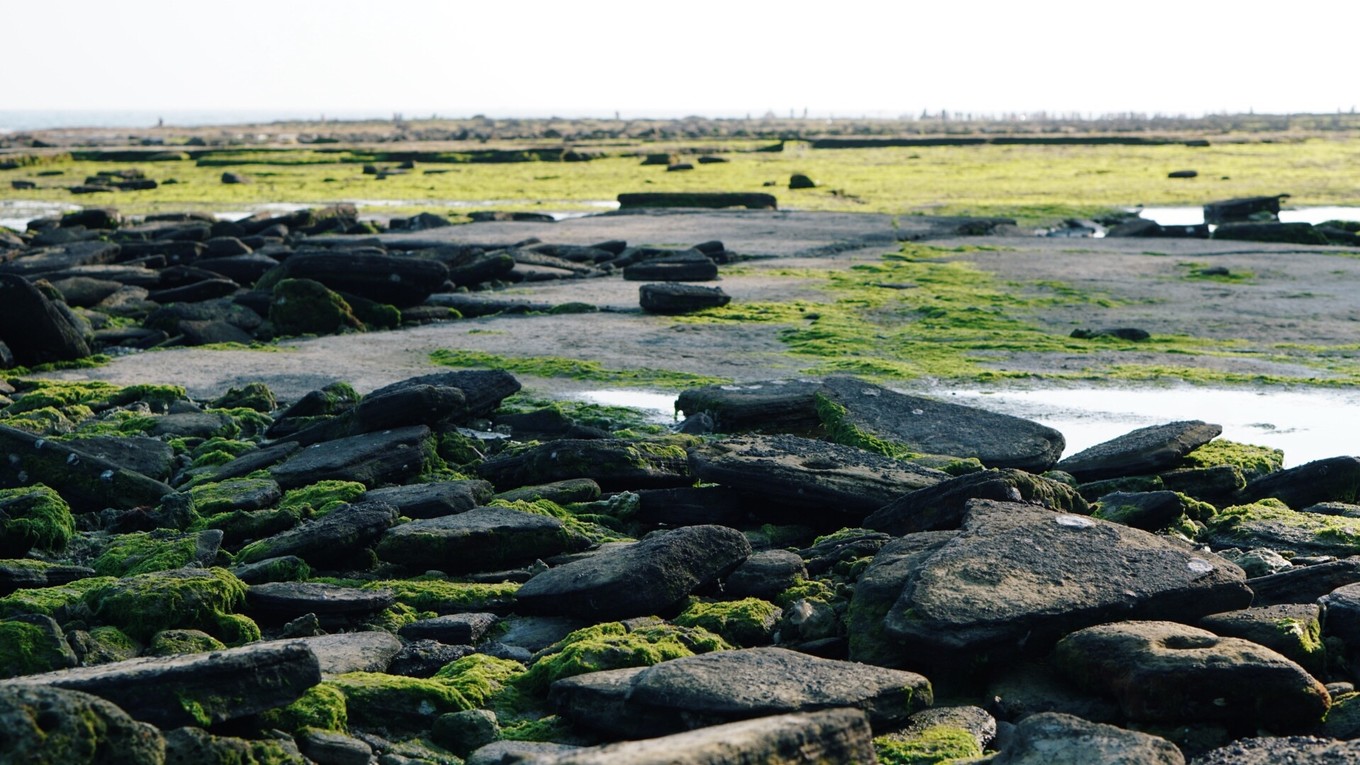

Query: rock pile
[1,362,1359,763]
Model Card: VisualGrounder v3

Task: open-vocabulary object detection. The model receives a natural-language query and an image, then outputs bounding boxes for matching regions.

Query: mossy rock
[0,576,115,621]
[674,597,782,647]
[270,278,364,337]
[874,726,984,764]
[517,620,730,694]
[83,567,248,642]
[330,671,472,729]
[1181,439,1284,482]
[279,480,368,518]
[259,681,349,734]
[434,653,525,708]
[4,379,185,416]
[364,578,519,613]
[0,483,74,557]
[91,528,219,577]
[0,684,166,765]
[162,726,308,765]
[0,614,78,678]
[70,625,140,666]
[1203,498,1360,557]
[147,628,227,657]
[209,382,278,413]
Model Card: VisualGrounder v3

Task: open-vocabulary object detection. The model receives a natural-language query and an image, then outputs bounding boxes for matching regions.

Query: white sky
[8,1,1357,118]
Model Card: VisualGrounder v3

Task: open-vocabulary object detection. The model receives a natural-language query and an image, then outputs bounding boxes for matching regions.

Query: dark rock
[269,278,363,336]
[0,613,78,677]
[1056,421,1223,482]
[990,712,1183,765]
[0,423,174,511]
[516,524,751,620]
[1214,221,1329,245]
[221,172,249,184]
[722,549,808,601]
[639,282,730,314]
[269,425,435,489]
[162,726,305,764]
[233,499,399,568]
[618,192,777,210]
[688,434,948,525]
[48,275,124,307]
[1159,465,1246,504]
[666,162,694,172]
[433,708,501,756]
[1203,195,1288,224]
[495,478,602,506]
[367,369,522,421]
[146,278,241,304]
[5,640,321,728]
[1194,736,1360,765]
[634,485,750,528]
[1200,603,1326,676]
[468,741,581,765]
[543,708,875,764]
[230,555,308,585]
[877,500,1252,667]
[1106,219,1210,238]
[865,468,1089,534]
[204,236,252,257]
[1241,456,1360,508]
[375,506,592,573]
[296,728,374,765]
[0,560,94,596]
[64,435,175,481]
[622,249,718,282]
[61,208,121,230]
[789,173,818,189]
[399,613,498,645]
[1091,490,1203,532]
[1054,620,1329,731]
[1202,500,1360,557]
[245,581,395,625]
[271,631,402,676]
[676,379,823,433]
[195,253,280,285]
[0,274,91,365]
[177,318,255,345]
[146,411,235,439]
[198,440,301,484]
[1169,169,1199,178]
[365,479,495,519]
[1250,557,1360,606]
[816,376,1067,472]
[477,438,691,492]
[0,685,165,764]
[391,212,453,231]
[1070,326,1151,341]
[268,250,448,308]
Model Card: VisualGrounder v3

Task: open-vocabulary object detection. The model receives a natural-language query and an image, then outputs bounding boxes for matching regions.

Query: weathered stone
[0,684,165,764]
[162,726,306,764]
[634,485,751,528]
[879,500,1252,666]
[638,282,731,314]
[1054,620,1330,731]
[268,425,434,489]
[1194,736,1360,765]
[622,250,718,282]
[816,376,1066,472]
[268,631,403,677]
[399,612,498,645]
[64,435,175,482]
[1250,557,1360,606]
[365,479,495,519]
[1202,500,1360,557]
[0,424,174,512]
[0,241,120,278]
[688,434,948,525]
[846,532,959,668]
[516,525,751,620]
[1319,583,1360,662]
[0,560,94,596]
[1242,456,1360,508]
[3,640,321,728]
[724,550,808,601]
[1215,221,1329,245]
[1056,421,1223,482]
[0,274,90,365]
[1203,195,1288,224]
[990,712,1183,765]
[865,468,1088,534]
[1200,603,1326,676]
[233,499,398,568]
[0,614,78,678]
[269,278,363,336]
[245,581,394,625]
[477,438,691,492]
[296,728,374,765]
[617,192,777,210]
[375,506,591,573]
[269,250,449,308]
[368,369,522,421]
[541,708,875,765]
[676,379,824,433]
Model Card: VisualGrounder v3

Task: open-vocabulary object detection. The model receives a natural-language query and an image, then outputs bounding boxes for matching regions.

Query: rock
[1056,421,1223,482]
[1169,169,1199,178]
[245,581,395,625]
[65,435,175,482]
[268,250,449,308]
[48,275,124,307]
[162,726,306,764]
[1194,736,1360,764]
[221,172,249,184]
[195,253,280,286]
[1318,583,1360,663]
[433,708,501,756]
[269,425,435,489]
[723,550,808,601]
[876,500,1252,668]
[1215,221,1330,245]
[990,712,1184,765]
[399,612,499,644]
[846,532,959,668]
[146,277,240,305]
[0,613,79,678]
[0,241,120,278]
[865,468,1089,534]
[552,647,929,738]
[0,424,174,512]
[1241,456,1360,508]
[1091,490,1206,532]
[540,708,875,764]
[1250,556,1360,606]
[4,640,321,728]
[676,379,824,433]
[233,499,398,568]
[1070,326,1151,341]
[1203,499,1360,557]
[296,728,374,765]
[789,173,818,189]
[365,479,495,519]
[516,525,751,620]
[477,438,691,492]
[269,278,364,336]
[1200,603,1326,676]
[375,506,592,573]
[1203,195,1288,224]
[0,684,165,764]
[273,631,403,676]
[638,283,731,314]
[469,741,581,765]
[815,376,1067,472]
[387,639,476,678]
[1054,620,1330,731]
[617,192,777,210]
[0,274,91,365]
[633,485,750,528]
[0,560,94,596]
[622,250,719,282]
[368,369,522,421]
[688,434,948,525]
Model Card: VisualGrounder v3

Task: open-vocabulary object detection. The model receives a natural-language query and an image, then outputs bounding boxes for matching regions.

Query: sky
[7,0,1357,120]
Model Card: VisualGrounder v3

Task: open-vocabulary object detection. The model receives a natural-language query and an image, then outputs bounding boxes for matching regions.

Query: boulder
[271,631,403,676]
[622,250,719,282]
[399,612,499,645]
[0,241,120,278]
[245,581,395,625]
[269,278,363,336]
[865,468,1089,534]
[815,377,1066,472]
[365,479,495,519]
[268,250,449,308]
[1203,195,1288,224]
[516,525,751,620]
[0,684,165,764]
[0,424,173,512]
[1200,603,1326,676]
[639,283,731,314]
[1054,620,1330,731]
[1056,421,1223,482]
[876,500,1252,667]
[1241,456,1360,508]
[675,379,824,433]
[477,438,691,492]
[268,425,435,489]
[375,505,592,573]
[688,434,948,525]
[1202,500,1360,557]
[538,708,875,765]
[1250,557,1360,606]
[990,712,1183,765]
[1195,736,1360,763]
[634,485,751,528]
[0,274,91,365]
[233,499,399,568]
[367,369,522,421]
[723,550,809,601]
[4,640,321,728]
[1214,221,1329,245]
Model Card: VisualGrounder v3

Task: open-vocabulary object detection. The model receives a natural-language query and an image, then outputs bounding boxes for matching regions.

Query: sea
[0,109,436,133]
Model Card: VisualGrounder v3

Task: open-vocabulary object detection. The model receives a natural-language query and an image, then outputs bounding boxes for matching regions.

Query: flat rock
[1200,603,1326,676]
[374,505,592,573]
[723,549,808,601]
[2,640,321,729]
[0,684,165,764]
[688,433,948,524]
[365,369,522,421]
[879,500,1252,665]
[638,282,731,314]
[273,250,449,307]
[1250,556,1360,606]
[365,479,495,519]
[63,435,175,482]
[0,424,174,512]
[816,376,1066,472]
[538,708,875,765]
[515,524,751,620]
[245,581,395,624]
[0,273,91,366]
[1054,620,1330,731]
[477,438,691,492]
[399,612,499,644]
[1242,456,1360,508]
[1056,421,1223,482]
[268,425,434,489]
[1202,501,1360,557]
[675,379,824,433]
[864,468,1089,534]
[270,631,403,676]
[234,499,398,568]
[991,712,1184,765]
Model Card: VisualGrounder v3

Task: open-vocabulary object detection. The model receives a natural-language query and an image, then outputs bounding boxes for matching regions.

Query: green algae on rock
[674,598,782,647]
[83,567,249,643]
[0,483,75,557]
[517,620,730,694]
[91,528,217,577]
[330,671,472,729]
[0,615,78,678]
[362,578,520,614]
[258,682,349,734]
[873,726,984,765]
[269,278,365,337]
[433,653,526,709]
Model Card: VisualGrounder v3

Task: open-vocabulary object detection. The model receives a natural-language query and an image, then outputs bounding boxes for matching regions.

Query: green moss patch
[434,653,525,708]
[0,576,115,620]
[1181,439,1285,481]
[0,484,74,557]
[874,726,983,764]
[83,567,248,642]
[674,598,782,647]
[517,620,730,694]
[331,671,472,728]
[147,628,227,656]
[259,682,349,733]
[0,618,75,678]
[362,578,520,613]
[431,348,727,389]
[279,480,367,518]
[91,529,207,577]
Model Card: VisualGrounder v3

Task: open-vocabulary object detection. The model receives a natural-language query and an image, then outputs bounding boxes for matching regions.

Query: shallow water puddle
[579,385,1359,468]
[1139,206,1360,227]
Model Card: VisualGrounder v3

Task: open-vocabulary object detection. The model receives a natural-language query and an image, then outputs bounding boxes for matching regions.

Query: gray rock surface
[0,684,165,764]
[245,581,395,624]
[991,712,1184,765]
[723,549,808,601]
[864,468,1088,534]
[675,379,824,433]
[234,499,399,568]
[365,479,495,519]
[1242,456,1360,508]
[477,438,691,492]
[516,525,751,620]
[269,631,403,676]
[375,505,591,573]
[1056,421,1223,482]
[268,424,434,489]
[399,612,499,645]
[0,423,173,512]
[1192,736,1360,764]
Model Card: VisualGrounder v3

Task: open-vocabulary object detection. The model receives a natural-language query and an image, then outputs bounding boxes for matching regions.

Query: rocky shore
[4,205,1360,764]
